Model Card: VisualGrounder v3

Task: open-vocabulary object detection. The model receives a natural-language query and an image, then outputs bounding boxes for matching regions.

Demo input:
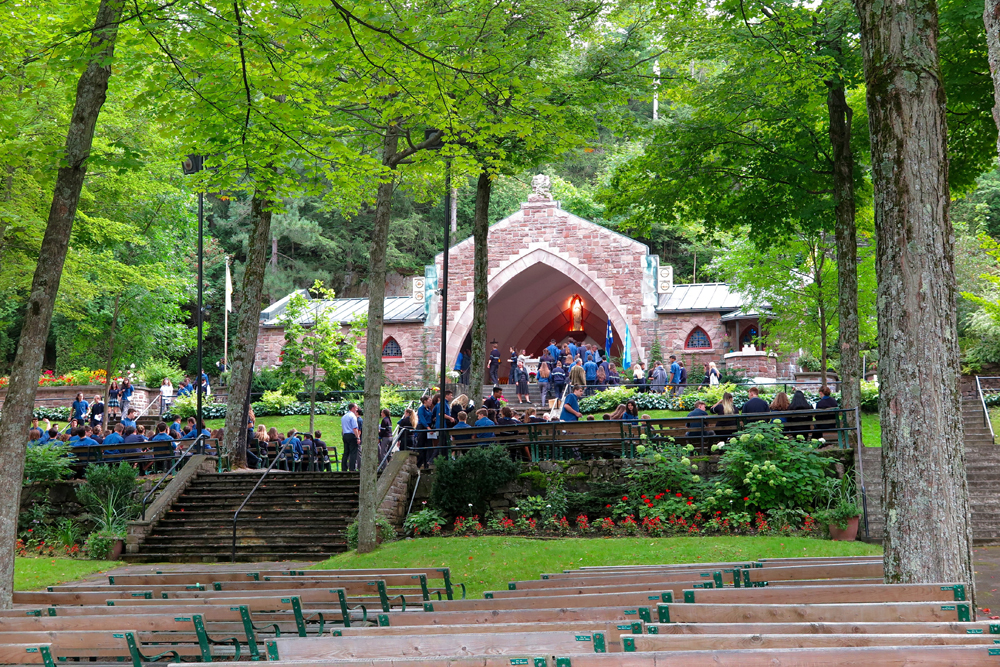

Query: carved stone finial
[528,174,553,201]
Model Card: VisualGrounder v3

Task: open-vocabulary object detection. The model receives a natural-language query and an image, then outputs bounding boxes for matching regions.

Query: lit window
[382,338,402,358]
[685,327,711,349]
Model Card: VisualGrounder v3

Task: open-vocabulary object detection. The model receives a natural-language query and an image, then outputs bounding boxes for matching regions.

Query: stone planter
[111,539,125,560]
[794,372,839,392]
[828,516,859,541]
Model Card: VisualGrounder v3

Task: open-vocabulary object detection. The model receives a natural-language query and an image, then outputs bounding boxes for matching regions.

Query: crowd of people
[682,385,841,439]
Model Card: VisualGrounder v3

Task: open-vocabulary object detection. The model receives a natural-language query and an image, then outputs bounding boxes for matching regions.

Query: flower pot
[828,516,859,541]
[111,539,124,560]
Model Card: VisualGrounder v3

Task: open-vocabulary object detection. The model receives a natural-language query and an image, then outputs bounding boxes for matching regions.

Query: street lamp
[425,130,453,435]
[182,155,205,448]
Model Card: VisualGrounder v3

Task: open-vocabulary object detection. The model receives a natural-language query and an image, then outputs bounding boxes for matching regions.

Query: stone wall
[0,384,160,417]
[724,351,777,379]
[378,452,419,528]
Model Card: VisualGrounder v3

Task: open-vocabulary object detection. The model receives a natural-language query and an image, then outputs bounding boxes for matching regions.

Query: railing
[140,434,210,520]
[404,407,858,461]
[232,443,289,562]
[977,376,995,444]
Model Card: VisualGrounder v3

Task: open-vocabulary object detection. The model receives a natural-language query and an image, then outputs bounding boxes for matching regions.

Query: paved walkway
[63,560,320,586]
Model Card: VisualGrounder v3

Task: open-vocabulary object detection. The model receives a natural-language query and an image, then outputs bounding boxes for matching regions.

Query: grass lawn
[314,536,882,599]
[15,558,119,591]
[204,415,343,462]
[585,409,882,447]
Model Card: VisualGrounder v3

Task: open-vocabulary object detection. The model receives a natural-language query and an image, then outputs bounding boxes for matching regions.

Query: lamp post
[182,155,205,446]
[424,130,453,435]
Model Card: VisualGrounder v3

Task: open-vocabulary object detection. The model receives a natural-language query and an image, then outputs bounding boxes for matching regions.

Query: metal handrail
[232,443,289,562]
[140,434,209,520]
[977,375,994,443]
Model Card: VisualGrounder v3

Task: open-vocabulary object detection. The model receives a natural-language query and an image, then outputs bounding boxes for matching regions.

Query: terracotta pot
[828,516,860,541]
[111,539,124,560]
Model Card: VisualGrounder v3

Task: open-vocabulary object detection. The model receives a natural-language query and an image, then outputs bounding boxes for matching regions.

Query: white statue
[530,174,553,201]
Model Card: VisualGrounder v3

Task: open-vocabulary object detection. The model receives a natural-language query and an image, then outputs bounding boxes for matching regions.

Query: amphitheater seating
[0,556,993,666]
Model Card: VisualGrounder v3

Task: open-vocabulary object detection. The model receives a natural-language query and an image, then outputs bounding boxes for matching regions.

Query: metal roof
[261,290,425,325]
[656,283,750,313]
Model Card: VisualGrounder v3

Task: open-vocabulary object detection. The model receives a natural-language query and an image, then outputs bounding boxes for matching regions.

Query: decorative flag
[622,326,632,370]
[225,257,233,312]
[605,319,613,359]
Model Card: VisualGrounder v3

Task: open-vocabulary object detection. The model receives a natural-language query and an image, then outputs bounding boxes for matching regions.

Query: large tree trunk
[0,0,124,609]
[855,0,973,590]
[357,127,399,553]
[986,0,1000,162]
[827,81,861,432]
[468,172,491,399]
[222,191,274,469]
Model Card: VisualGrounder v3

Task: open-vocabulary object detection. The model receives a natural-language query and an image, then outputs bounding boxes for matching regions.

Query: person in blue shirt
[103,424,125,445]
[67,428,82,444]
[283,428,303,467]
[546,339,559,362]
[30,418,51,443]
[119,379,135,414]
[71,393,89,422]
[76,427,99,447]
[451,411,473,451]
[121,408,138,430]
[63,419,78,435]
[668,355,682,396]
[583,358,598,395]
[27,428,43,448]
[473,408,495,443]
[150,422,174,443]
[560,386,585,422]
[568,340,578,361]
[623,400,640,421]
[488,344,501,385]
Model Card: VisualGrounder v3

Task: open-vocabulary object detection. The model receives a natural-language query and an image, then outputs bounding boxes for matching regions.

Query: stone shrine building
[255,179,789,386]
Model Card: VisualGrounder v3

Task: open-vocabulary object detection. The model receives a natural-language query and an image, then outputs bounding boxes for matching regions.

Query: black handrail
[232,443,288,562]
[140,434,210,521]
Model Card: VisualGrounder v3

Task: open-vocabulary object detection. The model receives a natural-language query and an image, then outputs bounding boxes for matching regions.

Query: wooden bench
[492,578,885,598]
[421,591,674,612]
[653,601,973,624]
[644,621,1000,635]
[678,583,968,604]
[375,605,664,627]
[622,633,1000,652]
[265,630,611,660]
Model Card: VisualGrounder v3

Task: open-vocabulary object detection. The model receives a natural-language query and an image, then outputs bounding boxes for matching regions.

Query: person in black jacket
[813,385,839,440]
[741,387,771,414]
[786,390,815,435]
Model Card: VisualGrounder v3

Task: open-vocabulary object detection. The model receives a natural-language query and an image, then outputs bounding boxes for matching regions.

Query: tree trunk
[0,0,124,609]
[827,80,861,431]
[222,191,274,469]
[468,172,491,398]
[270,236,278,271]
[855,0,973,590]
[357,127,400,554]
[985,0,1000,162]
[102,292,121,430]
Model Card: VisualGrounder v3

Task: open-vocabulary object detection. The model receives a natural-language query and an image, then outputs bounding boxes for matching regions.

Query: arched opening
[445,248,642,366]
[685,327,711,350]
[740,324,761,348]
[382,337,402,358]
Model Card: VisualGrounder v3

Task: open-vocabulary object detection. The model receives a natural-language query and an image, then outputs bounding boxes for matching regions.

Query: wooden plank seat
[265,630,612,661]
[375,605,665,627]
[644,621,1000,635]
[492,578,885,598]
[0,629,219,661]
[109,567,463,599]
[329,621,646,651]
[652,602,973,624]
[571,556,880,573]
[420,591,675,612]
[678,583,968,605]
[166,645,1000,667]
[622,633,1000,652]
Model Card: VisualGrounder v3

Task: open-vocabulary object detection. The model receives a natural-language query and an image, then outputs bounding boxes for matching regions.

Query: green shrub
[23,443,74,484]
[258,390,298,412]
[711,421,832,513]
[430,445,520,517]
[164,393,227,420]
[403,507,447,536]
[76,463,140,520]
[138,360,185,388]
[345,515,396,549]
[84,530,120,560]
[252,367,283,393]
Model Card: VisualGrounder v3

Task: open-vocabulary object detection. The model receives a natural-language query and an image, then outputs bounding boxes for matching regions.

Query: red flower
[687,501,693,505]
[744,497,749,501]
[606,504,611,508]
[676,493,682,497]
[622,496,628,501]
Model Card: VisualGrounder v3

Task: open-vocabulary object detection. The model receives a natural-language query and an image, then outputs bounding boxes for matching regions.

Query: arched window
[740,325,760,348]
[382,337,402,358]
[685,327,712,349]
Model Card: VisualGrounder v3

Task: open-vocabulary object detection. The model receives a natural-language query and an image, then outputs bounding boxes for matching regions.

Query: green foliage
[345,515,396,550]
[76,463,140,521]
[258,390,298,413]
[164,394,227,420]
[23,444,73,484]
[84,531,120,560]
[711,422,832,513]
[430,445,520,517]
[625,440,705,505]
[18,500,54,542]
[403,507,447,537]
[814,475,862,530]
[252,367,283,393]
[137,360,185,388]
[50,518,85,549]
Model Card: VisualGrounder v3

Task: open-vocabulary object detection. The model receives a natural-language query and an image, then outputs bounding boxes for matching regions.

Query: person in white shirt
[160,377,174,414]
[341,403,361,472]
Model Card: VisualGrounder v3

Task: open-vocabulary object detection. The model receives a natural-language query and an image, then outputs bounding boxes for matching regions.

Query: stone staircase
[125,471,358,562]
[859,397,1000,544]
[479,383,562,411]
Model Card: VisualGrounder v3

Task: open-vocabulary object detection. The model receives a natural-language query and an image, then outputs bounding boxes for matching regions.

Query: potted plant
[85,488,129,559]
[815,477,861,541]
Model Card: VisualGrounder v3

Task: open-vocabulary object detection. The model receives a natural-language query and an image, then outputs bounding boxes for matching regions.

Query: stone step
[123,552,341,563]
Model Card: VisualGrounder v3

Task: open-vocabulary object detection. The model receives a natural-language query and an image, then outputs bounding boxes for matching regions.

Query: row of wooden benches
[1,555,990,665]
